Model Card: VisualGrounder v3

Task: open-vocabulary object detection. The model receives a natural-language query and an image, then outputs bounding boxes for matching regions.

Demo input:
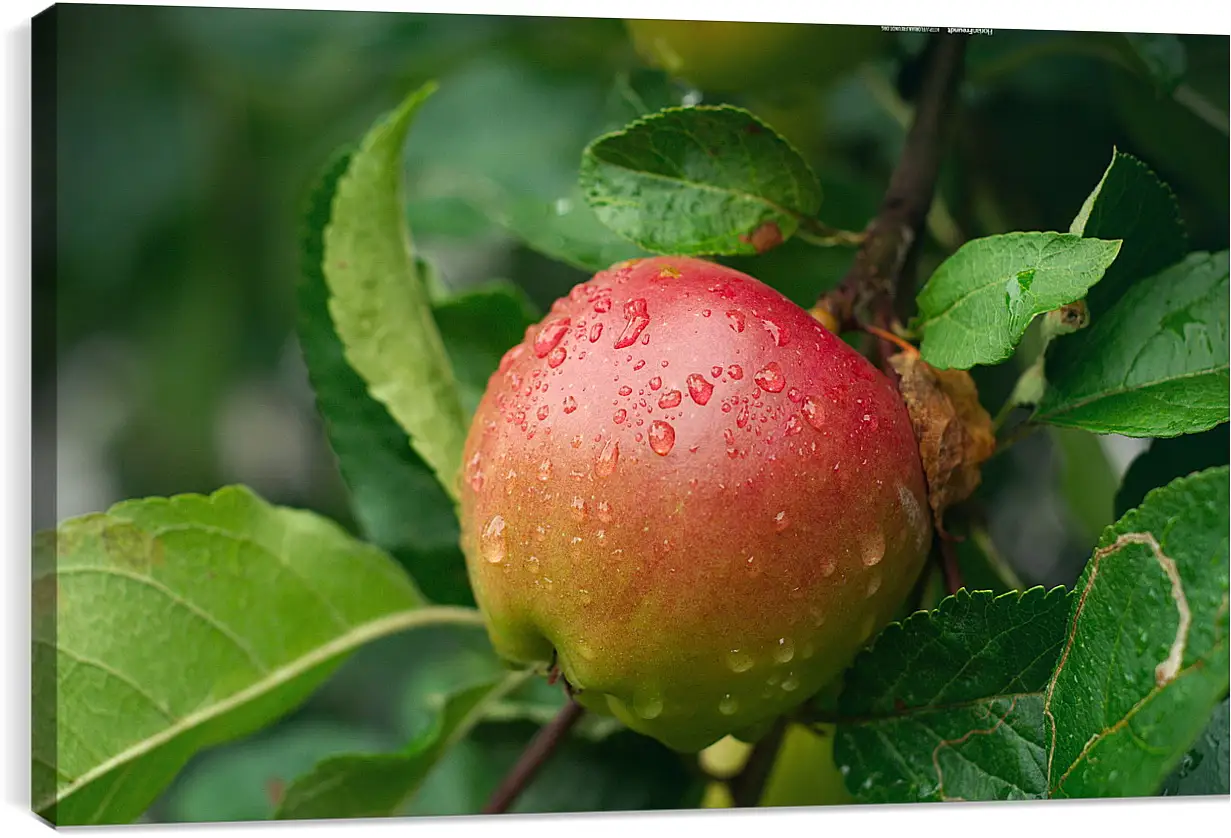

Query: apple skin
[625,20,891,95]
[458,256,931,752]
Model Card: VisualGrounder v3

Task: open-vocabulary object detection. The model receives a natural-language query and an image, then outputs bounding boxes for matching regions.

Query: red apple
[458,256,931,752]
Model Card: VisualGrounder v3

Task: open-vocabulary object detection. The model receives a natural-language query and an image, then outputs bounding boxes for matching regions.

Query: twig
[728,716,789,808]
[816,33,969,339]
[797,217,867,248]
[482,697,585,815]
[938,536,964,595]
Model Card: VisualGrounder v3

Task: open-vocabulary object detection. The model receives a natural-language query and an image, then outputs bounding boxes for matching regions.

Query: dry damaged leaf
[889,351,997,530]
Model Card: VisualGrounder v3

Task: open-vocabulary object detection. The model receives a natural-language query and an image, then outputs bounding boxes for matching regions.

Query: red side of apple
[458,256,931,751]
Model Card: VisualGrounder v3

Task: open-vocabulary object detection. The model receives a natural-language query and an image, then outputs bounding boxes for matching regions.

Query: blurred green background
[37,4,1228,821]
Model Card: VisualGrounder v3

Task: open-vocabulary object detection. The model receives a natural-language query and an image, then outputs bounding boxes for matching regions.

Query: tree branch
[728,716,789,807]
[482,697,585,815]
[816,33,969,351]
[939,535,965,596]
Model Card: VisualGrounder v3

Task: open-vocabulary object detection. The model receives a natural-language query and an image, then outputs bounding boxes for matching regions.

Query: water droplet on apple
[774,511,790,532]
[563,395,578,414]
[613,409,627,424]
[595,440,620,477]
[726,650,755,673]
[801,395,825,430]
[589,322,603,342]
[534,318,570,357]
[633,688,664,720]
[658,389,682,409]
[649,376,662,391]
[727,364,744,380]
[547,346,567,368]
[862,530,885,567]
[481,515,506,564]
[773,637,795,664]
[761,319,789,346]
[754,362,785,393]
[570,496,587,520]
[781,673,799,692]
[726,310,745,332]
[613,298,650,349]
[596,500,613,523]
[619,385,633,396]
[648,421,676,455]
[687,374,714,406]
[719,695,739,716]
[538,460,553,481]
[536,405,550,421]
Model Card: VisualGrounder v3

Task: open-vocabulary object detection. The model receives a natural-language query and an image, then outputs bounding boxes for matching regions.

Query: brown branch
[728,716,789,807]
[482,697,585,815]
[815,33,969,344]
[939,535,965,595]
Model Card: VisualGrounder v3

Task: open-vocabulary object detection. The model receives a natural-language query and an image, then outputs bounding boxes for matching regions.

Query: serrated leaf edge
[579,104,823,254]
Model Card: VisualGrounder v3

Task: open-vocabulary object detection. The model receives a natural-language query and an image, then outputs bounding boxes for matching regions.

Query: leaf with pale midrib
[322,82,468,504]
[274,671,529,820]
[832,587,1072,803]
[1045,467,1230,798]
[32,485,481,825]
[1035,251,1229,437]
[299,149,469,605]
[580,105,821,256]
[915,232,1122,370]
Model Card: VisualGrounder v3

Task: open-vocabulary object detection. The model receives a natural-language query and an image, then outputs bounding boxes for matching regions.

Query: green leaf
[402,56,650,273]
[407,721,704,815]
[32,486,483,825]
[1044,467,1230,798]
[323,81,467,504]
[1035,251,1230,437]
[1159,697,1230,797]
[274,670,530,819]
[1068,149,1187,317]
[832,587,1073,803]
[158,721,396,823]
[298,150,470,605]
[494,188,648,273]
[1115,428,1231,518]
[432,280,540,419]
[915,232,1123,370]
[1053,428,1118,543]
[579,105,822,256]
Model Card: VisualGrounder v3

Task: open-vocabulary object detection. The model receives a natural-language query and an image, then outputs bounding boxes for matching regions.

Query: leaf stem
[796,217,867,248]
[481,697,585,815]
[728,716,789,807]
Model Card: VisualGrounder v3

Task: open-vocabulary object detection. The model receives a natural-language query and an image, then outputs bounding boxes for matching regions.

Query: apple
[458,256,931,752]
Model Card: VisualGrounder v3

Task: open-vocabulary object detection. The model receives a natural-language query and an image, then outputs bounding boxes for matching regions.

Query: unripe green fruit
[459,257,931,752]
[625,20,891,95]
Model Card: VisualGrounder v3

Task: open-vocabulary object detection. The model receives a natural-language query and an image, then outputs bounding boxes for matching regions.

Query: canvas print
[31,3,1230,826]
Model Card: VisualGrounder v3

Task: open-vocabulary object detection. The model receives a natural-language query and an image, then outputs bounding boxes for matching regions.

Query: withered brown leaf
[888,351,996,531]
